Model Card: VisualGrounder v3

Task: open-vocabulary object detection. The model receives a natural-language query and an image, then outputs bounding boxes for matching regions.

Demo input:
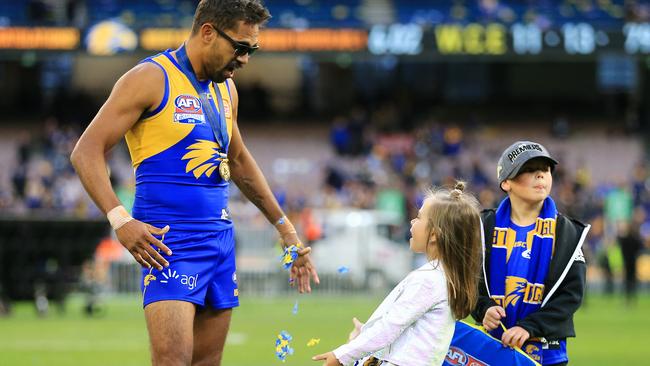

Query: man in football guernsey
[471,141,589,366]
[71,1,319,365]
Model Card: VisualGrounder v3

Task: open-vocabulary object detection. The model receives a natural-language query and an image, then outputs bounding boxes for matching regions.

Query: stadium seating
[0,1,642,29]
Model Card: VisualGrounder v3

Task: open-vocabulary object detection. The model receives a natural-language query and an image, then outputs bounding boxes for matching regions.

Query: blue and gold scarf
[489,196,557,364]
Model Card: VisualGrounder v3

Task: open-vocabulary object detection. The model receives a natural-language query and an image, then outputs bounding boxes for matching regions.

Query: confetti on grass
[307,338,321,347]
[337,266,350,274]
[275,331,294,362]
[292,300,299,315]
[281,245,301,270]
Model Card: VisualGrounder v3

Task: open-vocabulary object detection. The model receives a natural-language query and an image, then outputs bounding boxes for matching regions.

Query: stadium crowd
[1,106,648,303]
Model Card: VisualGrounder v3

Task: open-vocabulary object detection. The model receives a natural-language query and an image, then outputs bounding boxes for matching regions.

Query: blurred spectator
[376,185,406,222]
[80,236,124,316]
[442,125,463,156]
[585,215,613,294]
[330,116,351,155]
[478,187,497,209]
[551,114,570,139]
[605,183,634,228]
[470,159,489,188]
[329,107,370,156]
[324,164,345,192]
[11,132,31,200]
[299,207,323,244]
[617,218,644,305]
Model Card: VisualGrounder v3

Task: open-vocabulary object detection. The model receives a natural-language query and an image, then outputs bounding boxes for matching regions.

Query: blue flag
[444,321,540,366]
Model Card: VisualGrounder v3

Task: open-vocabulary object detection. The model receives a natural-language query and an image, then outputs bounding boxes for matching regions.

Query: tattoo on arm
[235,176,270,218]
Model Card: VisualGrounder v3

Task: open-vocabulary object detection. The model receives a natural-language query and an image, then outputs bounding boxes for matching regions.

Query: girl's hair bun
[451,181,466,199]
[454,181,466,192]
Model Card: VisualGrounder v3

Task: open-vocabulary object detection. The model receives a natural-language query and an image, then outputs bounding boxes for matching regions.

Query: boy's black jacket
[471,209,590,340]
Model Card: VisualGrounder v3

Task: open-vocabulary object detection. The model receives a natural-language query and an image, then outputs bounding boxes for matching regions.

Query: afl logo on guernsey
[223,99,232,118]
[173,95,205,124]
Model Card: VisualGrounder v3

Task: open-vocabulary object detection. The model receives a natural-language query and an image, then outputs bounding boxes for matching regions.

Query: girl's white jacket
[334,260,455,366]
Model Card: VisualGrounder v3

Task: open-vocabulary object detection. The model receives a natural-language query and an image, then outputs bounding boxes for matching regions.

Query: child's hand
[483,306,506,330]
[312,351,343,366]
[501,326,530,348]
[348,317,364,341]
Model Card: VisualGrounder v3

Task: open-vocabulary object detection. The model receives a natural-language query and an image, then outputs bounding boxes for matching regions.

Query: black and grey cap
[497,141,558,183]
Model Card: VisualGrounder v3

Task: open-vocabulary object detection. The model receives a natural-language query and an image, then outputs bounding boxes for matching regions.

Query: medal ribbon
[175,44,230,155]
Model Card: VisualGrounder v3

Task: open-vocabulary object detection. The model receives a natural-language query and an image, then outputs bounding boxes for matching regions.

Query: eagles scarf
[489,196,557,364]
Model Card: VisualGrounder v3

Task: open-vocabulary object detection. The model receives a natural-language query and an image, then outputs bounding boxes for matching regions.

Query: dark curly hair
[191,0,271,35]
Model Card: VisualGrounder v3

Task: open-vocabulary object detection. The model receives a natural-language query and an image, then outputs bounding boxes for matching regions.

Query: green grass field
[0,293,648,365]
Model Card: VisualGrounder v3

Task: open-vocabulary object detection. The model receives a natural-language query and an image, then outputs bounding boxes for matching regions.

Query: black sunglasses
[211,25,259,57]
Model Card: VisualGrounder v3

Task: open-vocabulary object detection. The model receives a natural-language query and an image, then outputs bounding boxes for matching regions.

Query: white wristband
[107,205,134,231]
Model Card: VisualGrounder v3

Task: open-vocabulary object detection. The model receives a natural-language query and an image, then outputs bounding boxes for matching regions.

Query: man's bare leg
[145,300,196,366]
[191,307,232,366]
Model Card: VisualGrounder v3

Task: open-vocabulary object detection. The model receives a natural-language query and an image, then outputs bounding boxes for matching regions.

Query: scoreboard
[1,21,650,58]
[368,22,650,57]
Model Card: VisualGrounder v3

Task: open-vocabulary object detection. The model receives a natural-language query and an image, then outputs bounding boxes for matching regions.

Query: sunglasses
[211,25,259,57]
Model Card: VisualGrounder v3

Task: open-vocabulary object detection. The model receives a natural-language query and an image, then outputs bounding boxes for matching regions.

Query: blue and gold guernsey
[134,49,239,310]
[126,50,234,232]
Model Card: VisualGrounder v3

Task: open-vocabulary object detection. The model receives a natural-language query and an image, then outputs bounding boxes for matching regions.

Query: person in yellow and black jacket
[471,141,590,366]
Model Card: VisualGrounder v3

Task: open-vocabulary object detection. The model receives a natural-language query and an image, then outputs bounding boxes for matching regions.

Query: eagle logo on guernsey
[173,94,205,124]
[182,139,223,179]
[525,344,540,357]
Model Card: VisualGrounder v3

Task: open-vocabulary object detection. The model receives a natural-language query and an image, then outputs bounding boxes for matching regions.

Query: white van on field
[311,209,413,289]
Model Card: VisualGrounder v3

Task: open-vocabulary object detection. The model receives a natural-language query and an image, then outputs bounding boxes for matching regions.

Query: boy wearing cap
[472,141,590,366]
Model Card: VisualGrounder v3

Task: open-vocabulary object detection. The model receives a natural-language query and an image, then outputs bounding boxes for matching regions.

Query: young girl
[313,182,482,366]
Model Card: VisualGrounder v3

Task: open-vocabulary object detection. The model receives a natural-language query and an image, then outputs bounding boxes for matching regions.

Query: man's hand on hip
[116,221,172,270]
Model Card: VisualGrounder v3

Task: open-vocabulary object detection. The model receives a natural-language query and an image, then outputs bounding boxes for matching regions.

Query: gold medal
[219,160,231,181]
